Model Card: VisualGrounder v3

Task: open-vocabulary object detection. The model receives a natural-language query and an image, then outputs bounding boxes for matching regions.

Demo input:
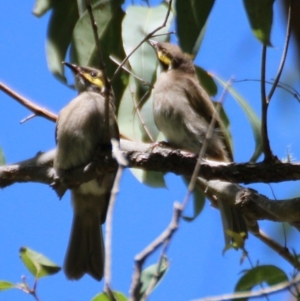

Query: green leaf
[243,0,274,46]
[131,169,166,188]
[138,256,169,300]
[182,179,205,222]
[176,0,215,55]
[91,291,127,301]
[118,76,165,187]
[46,0,79,81]
[195,66,218,96]
[122,4,174,83]
[0,148,5,166]
[235,265,288,301]
[0,281,14,291]
[32,0,53,17]
[118,76,159,142]
[214,76,262,162]
[71,1,114,67]
[19,247,61,279]
[71,2,126,106]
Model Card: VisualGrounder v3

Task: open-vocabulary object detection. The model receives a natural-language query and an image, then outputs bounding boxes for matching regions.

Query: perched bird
[53,62,119,280]
[149,40,247,244]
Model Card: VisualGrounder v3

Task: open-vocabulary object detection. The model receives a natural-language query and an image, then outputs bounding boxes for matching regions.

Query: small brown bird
[149,40,247,244]
[54,62,119,280]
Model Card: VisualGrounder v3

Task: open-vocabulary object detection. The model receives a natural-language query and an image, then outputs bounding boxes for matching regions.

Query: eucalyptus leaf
[19,247,61,279]
[243,0,274,46]
[0,281,14,291]
[138,256,169,300]
[122,4,173,83]
[0,148,5,166]
[235,265,288,301]
[182,179,205,222]
[91,291,127,301]
[131,168,166,188]
[175,0,215,55]
[214,76,262,162]
[71,0,112,67]
[195,66,218,96]
[46,0,79,81]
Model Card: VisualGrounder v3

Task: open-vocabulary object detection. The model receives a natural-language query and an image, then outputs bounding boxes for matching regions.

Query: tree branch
[0,82,57,122]
[2,141,300,227]
[3,141,300,189]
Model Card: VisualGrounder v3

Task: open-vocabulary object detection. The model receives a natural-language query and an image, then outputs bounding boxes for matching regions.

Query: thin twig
[110,56,152,87]
[84,0,112,162]
[260,46,274,161]
[183,78,233,209]
[110,0,173,82]
[104,166,124,293]
[140,242,169,301]
[192,274,300,301]
[129,203,182,301]
[0,82,57,122]
[267,0,292,102]
[234,79,300,101]
[252,230,300,270]
[84,0,106,74]
[129,87,155,142]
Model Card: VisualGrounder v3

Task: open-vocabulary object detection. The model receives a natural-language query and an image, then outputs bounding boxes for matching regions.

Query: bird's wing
[182,76,234,161]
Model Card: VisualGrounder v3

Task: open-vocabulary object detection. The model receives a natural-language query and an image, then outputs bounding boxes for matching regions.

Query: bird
[149,40,247,245]
[53,62,119,280]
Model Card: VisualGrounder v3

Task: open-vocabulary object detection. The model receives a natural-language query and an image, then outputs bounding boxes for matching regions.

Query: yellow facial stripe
[83,73,104,89]
[157,50,172,66]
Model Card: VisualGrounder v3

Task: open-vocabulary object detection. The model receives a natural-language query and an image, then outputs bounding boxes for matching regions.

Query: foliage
[2,0,300,300]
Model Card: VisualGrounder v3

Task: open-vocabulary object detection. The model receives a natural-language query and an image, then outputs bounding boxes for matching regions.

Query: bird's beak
[62,62,81,74]
[148,39,158,48]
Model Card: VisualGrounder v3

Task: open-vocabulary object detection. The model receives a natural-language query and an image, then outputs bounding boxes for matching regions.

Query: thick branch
[2,141,300,188]
[2,141,300,226]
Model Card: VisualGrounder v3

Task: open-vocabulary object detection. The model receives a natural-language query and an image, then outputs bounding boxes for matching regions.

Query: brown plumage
[54,63,119,280]
[149,41,247,244]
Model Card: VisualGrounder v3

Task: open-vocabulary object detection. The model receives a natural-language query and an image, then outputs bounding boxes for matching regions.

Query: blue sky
[1,1,300,301]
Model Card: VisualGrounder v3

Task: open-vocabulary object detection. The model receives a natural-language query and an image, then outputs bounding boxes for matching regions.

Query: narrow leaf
[235,265,288,301]
[243,0,274,46]
[182,178,205,222]
[91,291,127,301]
[19,247,61,278]
[0,281,14,291]
[195,66,218,96]
[122,4,173,83]
[0,148,5,166]
[176,0,215,55]
[214,76,262,162]
[138,256,169,300]
[71,0,113,67]
[46,0,79,81]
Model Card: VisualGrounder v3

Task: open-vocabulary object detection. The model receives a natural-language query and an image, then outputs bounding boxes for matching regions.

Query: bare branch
[267,0,292,101]
[3,141,300,188]
[260,46,275,161]
[0,82,57,122]
[104,166,124,293]
[192,274,300,301]
[129,202,182,301]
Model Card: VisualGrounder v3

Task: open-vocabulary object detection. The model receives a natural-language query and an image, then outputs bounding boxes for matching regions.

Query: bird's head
[148,40,194,73]
[63,62,105,93]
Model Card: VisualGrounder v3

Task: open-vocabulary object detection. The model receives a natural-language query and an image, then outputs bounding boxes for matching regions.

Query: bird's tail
[64,191,104,281]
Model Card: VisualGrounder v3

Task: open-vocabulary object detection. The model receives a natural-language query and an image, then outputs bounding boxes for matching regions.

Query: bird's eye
[90,71,97,77]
